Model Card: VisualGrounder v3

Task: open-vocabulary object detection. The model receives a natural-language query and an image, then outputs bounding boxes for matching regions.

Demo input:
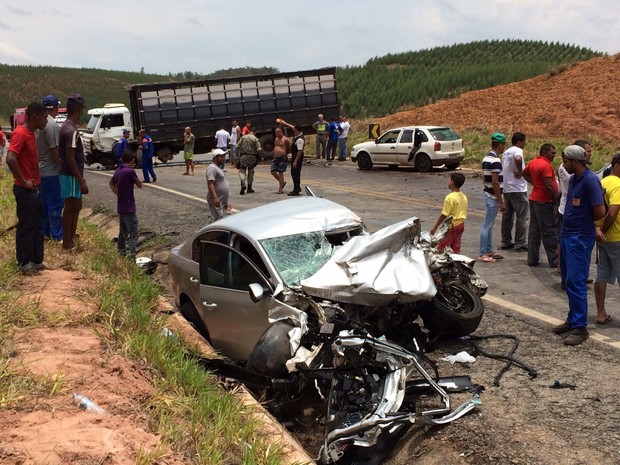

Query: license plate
[449,153,459,157]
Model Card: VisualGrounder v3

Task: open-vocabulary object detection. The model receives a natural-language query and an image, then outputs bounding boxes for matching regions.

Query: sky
[1,0,618,76]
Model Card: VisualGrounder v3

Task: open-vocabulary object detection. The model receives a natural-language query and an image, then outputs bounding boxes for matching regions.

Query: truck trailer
[82,67,339,167]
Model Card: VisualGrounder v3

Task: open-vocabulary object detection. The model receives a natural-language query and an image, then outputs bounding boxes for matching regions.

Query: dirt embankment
[378,54,620,143]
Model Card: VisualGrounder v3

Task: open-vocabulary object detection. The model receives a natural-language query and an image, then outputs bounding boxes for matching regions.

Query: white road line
[483,293,618,350]
[90,170,208,204]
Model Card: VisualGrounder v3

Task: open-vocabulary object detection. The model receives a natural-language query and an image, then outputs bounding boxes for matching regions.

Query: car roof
[202,197,364,240]
[386,126,453,131]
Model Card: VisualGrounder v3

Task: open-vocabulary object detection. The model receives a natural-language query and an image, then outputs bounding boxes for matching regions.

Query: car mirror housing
[248,283,264,303]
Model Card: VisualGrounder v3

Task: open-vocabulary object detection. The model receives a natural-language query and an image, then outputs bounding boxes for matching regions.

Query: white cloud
[0,0,617,75]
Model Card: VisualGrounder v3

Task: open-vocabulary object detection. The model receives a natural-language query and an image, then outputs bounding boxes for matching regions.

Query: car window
[192,230,231,262]
[377,129,401,144]
[400,129,413,144]
[199,241,268,291]
[429,127,460,141]
[234,235,269,277]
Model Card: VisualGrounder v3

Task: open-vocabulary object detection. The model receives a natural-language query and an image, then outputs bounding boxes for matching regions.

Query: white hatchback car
[351,126,465,172]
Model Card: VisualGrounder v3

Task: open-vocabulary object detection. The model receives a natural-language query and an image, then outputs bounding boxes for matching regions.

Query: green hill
[336,39,603,117]
[0,39,603,126]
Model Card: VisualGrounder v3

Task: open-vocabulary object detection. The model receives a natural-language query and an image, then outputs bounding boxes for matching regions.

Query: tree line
[0,40,602,126]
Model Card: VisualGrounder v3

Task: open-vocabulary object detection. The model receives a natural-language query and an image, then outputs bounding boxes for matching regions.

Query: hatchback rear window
[429,128,460,141]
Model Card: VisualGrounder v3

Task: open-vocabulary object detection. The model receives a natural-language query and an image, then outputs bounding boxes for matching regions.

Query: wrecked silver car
[169,197,485,463]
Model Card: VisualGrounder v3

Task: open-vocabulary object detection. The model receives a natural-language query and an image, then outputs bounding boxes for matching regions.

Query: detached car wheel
[357,152,373,170]
[419,284,484,336]
[415,153,433,173]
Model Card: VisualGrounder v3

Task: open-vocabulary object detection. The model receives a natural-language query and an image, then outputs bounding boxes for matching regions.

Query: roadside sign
[369,124,380,139]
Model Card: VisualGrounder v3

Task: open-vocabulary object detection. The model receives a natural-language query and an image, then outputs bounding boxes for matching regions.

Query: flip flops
[477,255,496,263]
[486,252,504,260]
[596,315,612,325]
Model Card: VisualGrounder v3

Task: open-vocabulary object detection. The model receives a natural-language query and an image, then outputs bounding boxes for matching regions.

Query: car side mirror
[248,283,264,303]
[374,139,379,144]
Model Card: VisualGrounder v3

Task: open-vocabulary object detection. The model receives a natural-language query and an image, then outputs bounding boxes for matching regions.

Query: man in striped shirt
[478,132,506,263]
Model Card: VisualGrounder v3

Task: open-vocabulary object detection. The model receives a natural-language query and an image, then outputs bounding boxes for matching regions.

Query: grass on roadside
[0,172,285,464]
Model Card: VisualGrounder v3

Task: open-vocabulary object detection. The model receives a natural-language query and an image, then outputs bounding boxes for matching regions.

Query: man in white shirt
[500,132,529,251]
[337,115,351,161]
[215,126,230,169]
[230,119,241,166]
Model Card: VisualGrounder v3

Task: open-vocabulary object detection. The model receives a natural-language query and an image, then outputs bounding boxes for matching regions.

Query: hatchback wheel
[415,153,432,172]
[357,152,373,170]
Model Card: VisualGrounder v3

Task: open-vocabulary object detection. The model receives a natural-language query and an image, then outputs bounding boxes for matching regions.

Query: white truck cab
[81,103,132,166]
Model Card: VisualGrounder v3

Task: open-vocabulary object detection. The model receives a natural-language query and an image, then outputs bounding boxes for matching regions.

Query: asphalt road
[83,156,620,464]
[84,156,620,347]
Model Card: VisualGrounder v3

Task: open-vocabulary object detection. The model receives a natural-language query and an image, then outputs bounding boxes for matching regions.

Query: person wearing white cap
[38,95,64,242]
[206,149,229,223]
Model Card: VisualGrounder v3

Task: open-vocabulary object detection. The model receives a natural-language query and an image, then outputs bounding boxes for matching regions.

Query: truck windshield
[85,115,101,134]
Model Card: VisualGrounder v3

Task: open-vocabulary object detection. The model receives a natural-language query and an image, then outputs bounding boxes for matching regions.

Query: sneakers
[514,245,528,252]
[553,321,572,334]
[287,191,300,196]
[499,243,514,250]
[563,327,589,346]
[240,186,246,195]
[246,187,255,194]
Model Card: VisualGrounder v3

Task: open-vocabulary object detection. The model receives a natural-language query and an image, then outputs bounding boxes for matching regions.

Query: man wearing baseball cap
[553,145,605,346]
[206,149,229,223]
[115,129,130,168]
[37,95,64,242]
[478,132,506,263]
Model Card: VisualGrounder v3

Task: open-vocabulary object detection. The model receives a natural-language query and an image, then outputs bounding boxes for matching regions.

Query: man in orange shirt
[523,143,558,268]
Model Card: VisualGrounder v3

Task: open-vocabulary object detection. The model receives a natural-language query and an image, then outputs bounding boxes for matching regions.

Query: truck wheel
[419,284,484,337]
[415,153,432,172]
[357,152,373,170]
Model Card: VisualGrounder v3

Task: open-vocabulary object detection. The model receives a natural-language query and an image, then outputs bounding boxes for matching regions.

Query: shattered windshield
[260,232,339,287]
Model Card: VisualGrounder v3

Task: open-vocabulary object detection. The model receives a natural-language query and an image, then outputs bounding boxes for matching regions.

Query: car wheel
[414,153,432,173]
[445,162,460,170]
[180,301,211,342]
[357,152,373,170]
[419,284,484,337]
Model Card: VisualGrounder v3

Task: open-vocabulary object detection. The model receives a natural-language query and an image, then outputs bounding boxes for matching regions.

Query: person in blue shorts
[59,94,88,252]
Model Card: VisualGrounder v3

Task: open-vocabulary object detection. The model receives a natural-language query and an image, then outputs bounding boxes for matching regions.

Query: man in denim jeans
[478,132,506,263]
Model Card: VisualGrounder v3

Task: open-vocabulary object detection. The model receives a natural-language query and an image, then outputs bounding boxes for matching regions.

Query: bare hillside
[378,54,620,143]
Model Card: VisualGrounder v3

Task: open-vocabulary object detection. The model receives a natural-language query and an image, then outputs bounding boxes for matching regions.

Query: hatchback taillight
[434,141,441,151]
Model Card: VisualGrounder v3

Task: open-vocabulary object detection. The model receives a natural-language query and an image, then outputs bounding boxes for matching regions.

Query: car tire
[180,301,211,342]
[445,162,460,170]
[357,152,373,170]
[246,320,295,378]
[414,153,432,173]
[419,284,484,337]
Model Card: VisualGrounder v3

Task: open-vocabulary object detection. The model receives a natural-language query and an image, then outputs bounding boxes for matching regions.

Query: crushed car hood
[301,217,436,305]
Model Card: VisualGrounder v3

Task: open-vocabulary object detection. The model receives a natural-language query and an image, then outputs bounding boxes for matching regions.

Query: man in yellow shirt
[430,173,468,253]
[594,153,620,325]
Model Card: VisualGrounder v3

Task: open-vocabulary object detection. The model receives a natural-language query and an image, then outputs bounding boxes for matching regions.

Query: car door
[198,240,276,360]
[372,129,402,164]
[394,129,414,165]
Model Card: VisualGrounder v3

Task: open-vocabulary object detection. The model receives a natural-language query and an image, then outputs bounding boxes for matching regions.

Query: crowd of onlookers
[432,131,618,346]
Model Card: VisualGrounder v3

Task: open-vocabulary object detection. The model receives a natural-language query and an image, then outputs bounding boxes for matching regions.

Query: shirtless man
[271,127,291,194]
